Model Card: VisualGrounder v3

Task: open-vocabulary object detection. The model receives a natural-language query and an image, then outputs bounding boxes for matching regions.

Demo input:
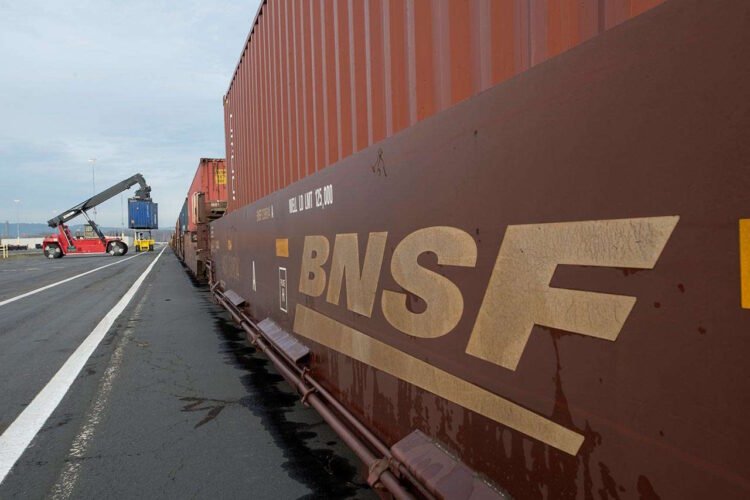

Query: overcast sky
[0,0,261,228]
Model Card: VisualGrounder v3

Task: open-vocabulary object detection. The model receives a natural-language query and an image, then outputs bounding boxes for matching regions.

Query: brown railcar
[199,0,750,497]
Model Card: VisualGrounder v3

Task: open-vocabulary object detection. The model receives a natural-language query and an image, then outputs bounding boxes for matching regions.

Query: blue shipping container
[179,199,188,232]
[128,199,158,229]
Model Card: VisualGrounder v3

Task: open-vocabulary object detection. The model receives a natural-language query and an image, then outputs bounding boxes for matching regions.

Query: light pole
[88,158,97,220]
[13,199,20,244]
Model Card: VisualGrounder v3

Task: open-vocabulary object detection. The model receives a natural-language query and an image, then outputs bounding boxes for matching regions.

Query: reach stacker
[43,174,154,259]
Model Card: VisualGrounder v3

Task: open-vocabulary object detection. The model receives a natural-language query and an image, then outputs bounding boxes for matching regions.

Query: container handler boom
[43,174,152,259]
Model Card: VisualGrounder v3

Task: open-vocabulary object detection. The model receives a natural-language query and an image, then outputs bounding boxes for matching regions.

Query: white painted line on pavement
[0,252,145,309]
[0,246,166,484]
[50,296,148,500]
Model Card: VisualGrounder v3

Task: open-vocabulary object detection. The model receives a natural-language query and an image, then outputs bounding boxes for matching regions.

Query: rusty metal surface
[181,233,198,275]
[391,430,505,499]
[178,224,210,281]
[187,158,227,231]
[223,0,665,213]
[194,224,209,252]
[211,0,750,497]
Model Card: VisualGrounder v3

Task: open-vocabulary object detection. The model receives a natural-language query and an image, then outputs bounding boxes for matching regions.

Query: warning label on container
[256,205,274,221]
[216,168,227,185]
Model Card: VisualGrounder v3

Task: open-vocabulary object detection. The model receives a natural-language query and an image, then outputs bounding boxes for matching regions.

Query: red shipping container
[223,0,665,213]
[186,158,228,231]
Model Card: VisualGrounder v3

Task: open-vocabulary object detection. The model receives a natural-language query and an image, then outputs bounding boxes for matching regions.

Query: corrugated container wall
[186,158,228,231]
[127,199,159,229]
[223,0,664,212]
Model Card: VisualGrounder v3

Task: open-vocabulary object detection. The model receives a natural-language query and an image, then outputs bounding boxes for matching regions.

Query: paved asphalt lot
[0,247,373,498]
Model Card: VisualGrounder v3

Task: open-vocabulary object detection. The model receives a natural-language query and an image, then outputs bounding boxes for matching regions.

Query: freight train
[172,0,750,498]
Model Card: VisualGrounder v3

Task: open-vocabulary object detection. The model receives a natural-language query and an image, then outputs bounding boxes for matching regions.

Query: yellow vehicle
[134,230,155,252]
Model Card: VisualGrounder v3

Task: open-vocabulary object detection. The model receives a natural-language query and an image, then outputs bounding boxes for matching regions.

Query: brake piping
[206,261,433,500]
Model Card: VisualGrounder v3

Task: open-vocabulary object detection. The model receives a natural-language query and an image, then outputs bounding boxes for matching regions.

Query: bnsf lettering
[298,217,679,371]
[327,233,387,317]
[382,227,476,338]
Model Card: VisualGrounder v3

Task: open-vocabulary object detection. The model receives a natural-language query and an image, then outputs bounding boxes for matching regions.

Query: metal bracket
[257,318,310,362]
[223,289,246,307]
[367,458,391,488]
[300,387,316,407]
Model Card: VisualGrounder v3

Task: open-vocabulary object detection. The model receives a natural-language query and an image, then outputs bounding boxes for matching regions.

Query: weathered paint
[223,0,667,213]
[211,0,750,496]
[182,233,200,278]
[294,302,585,455]
[186,158,227,231]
